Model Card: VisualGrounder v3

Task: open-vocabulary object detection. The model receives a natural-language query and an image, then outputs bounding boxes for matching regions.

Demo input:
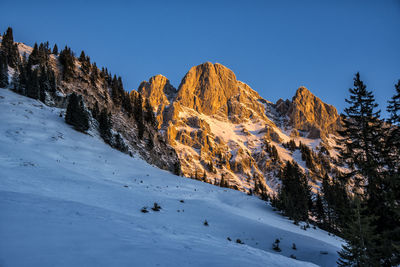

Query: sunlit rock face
[138,75,177,128]
[139,62,341,194]
[285,86,341,139]
[173,63,277,125]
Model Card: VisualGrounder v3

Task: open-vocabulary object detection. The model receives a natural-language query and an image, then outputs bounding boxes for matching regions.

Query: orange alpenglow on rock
[138,62,341,193]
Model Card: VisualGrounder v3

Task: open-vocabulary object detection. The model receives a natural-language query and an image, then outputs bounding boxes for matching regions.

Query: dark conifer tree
[10,68,21,92]
[338,72,384,194]
[337,72,384,264]
[321,174,335,230]
[144,98,156,127]
[276,160,311,223]
[38,65,56,102]
[0,27,20,68]
[28,43,39,66]
[387,80,400,169]
[110,75,126,106]
[65,93,89,132]
[133,93,145,139]
[121,92,133,114]
[52,44,58,55]
[0,52,8,88]
[59,46,75,81]
[25,68,40,99]
[98,108,112,144]
[338,197,378,266]
[79,50,90,74]
[79,51,86,62]
[379,79,400,265]
[313,193,325,225]
[92,101,100,120]
[289,139,296,151]
[271,145,279,161]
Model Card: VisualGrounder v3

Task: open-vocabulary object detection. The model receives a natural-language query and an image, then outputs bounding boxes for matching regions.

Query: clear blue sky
[1,0,399,116]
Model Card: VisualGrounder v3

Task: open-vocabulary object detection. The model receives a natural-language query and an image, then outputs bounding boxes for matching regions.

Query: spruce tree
[337,72,384,264]
[0,27,20,68]
[387,80,400,168]
[25,68,40,99]
[122,92,133,114]
[313,193,325,225]
[277,160,311,223]
[65,93,89,132]
[133,93,145,139]
[337,72,384,194]
[98,108,112,144]
[321,174,349,233]
[59,46,75,81]
[337,197,378,266]
[38,65,56,102]
[28,43,39,66]
[379,79,400,265]
[52,44,58,55]
[10,68,21,92]
[144,98,156,127]
[0,52,8,88]
[79,50,91,74]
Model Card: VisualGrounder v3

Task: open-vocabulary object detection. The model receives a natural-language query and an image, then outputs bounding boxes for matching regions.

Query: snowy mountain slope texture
[0,88,342,266]
[1,36,181,176]
[139,62,342,193]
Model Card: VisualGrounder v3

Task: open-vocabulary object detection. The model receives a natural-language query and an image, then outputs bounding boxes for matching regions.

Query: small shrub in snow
[292,243,297,250]
[290,254,296,259]
[152,203,161,211]
[272,239,281,252]
[203,220,209,226]
[179,200,184,203]
[141,207,148,213]
[227,237,231,241]
[236,239,244,244]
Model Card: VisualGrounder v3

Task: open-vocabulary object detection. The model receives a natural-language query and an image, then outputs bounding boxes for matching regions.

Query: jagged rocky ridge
[139,62,342,194]
[1,31,343,196]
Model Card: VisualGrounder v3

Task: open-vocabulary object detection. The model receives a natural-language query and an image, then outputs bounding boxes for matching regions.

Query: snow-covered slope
[0,88,342,266]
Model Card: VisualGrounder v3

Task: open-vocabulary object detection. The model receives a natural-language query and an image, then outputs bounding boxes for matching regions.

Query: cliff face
[175,62,240,115]
[139,62,341,193]
[174,62,267,123]
[138,75,177,127]
[285,87,341,139]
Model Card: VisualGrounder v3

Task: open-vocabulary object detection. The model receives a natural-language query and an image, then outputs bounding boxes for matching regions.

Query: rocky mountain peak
[137,62,341,193]
[287,86,341,139]
[138,74,176,110]
[175,62,242,115]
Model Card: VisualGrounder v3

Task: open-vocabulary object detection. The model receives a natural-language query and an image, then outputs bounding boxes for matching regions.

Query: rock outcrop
[283,87,341,139]
[138,75,177,127]
[138,62,341,194]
